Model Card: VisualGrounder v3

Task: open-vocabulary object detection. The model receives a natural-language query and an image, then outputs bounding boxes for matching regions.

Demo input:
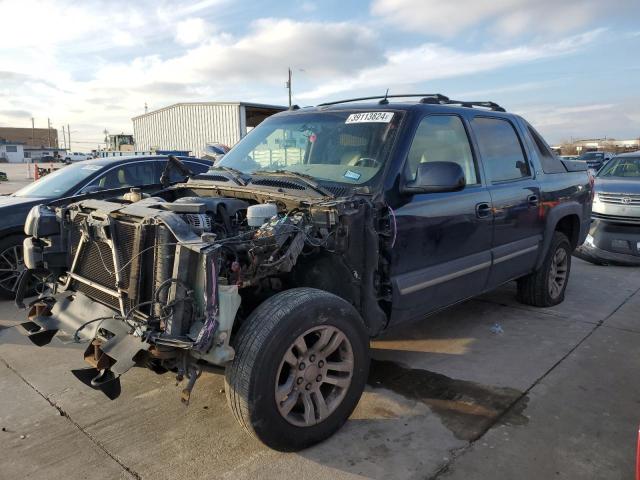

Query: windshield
[13,163,101,198]
[578,152,604,160]
[217,111,403,185]
[598,157,640,178]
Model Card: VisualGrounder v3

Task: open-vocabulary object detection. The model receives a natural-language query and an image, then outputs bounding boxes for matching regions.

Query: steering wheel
[353,157,381,168]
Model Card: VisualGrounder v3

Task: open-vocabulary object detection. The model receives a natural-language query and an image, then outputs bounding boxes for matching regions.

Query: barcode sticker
[345,112,394,124]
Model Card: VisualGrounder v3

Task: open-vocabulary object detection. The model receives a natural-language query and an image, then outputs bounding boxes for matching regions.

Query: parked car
[64,152,92,162]
[576,151,614,173]
[20,94,592,451]
[575,151,640,265]
[0,155,212,297]
[39,154,65,163]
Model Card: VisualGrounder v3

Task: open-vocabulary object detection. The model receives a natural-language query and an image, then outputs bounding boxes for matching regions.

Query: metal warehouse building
[132,102,285,157]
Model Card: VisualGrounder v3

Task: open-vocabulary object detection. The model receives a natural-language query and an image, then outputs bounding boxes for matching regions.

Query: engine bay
[19,182,387,402]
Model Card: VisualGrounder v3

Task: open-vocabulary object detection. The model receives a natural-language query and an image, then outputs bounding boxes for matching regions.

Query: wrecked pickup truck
[18,94,592,451]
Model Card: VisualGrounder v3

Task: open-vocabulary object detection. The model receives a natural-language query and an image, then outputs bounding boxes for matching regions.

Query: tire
[0,234,26,299]
[224,287,369,451]
[517,231,572,307]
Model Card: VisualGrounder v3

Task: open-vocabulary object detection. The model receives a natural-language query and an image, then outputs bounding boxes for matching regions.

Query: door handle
[528,194,539,207]
[475,202,492,218]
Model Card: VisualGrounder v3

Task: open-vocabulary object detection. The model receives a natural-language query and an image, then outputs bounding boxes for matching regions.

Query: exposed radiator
[67,213,169,317]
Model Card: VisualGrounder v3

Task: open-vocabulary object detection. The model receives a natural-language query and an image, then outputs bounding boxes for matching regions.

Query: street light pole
[286,68,292,107]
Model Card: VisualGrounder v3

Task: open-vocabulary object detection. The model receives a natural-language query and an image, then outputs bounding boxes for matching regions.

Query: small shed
[0,140,25,163]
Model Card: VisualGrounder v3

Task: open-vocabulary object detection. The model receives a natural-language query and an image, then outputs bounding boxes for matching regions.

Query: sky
[1,0,639,149]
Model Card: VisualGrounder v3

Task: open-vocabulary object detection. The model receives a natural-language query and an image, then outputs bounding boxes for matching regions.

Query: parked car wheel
[516,231,572,307]
[0,234,27,298]
[224,287,369,451]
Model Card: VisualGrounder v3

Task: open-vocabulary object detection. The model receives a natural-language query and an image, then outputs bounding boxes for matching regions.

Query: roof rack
[317,93,506,112]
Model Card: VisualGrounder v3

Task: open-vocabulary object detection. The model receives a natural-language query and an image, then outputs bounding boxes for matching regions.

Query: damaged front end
[18,184,386,402]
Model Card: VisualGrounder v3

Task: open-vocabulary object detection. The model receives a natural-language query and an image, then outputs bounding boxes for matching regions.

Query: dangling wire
[387,205,397,248]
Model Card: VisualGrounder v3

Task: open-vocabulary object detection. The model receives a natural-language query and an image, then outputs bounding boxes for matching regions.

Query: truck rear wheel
[516,231,572,307]
[224,287,369,451]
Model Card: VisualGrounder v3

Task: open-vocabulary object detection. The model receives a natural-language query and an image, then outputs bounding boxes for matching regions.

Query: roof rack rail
[318,94,449,106]
[317,93,506,112]
[448,100,506,112]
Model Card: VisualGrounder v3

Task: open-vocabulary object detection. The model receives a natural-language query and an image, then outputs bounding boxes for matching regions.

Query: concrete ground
[0,162,37,194]
[1,258,639,479]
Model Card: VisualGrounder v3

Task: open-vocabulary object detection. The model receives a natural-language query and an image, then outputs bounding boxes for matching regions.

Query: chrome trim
[493,245,538,265]
[399,261,491,295]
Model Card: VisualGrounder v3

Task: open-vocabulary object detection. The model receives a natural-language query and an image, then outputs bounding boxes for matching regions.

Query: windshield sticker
[344,170,362,181]
[345,112,394,124]
[81,165,101,171]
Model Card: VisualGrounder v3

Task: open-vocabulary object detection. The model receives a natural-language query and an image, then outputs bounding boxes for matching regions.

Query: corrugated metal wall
[132,104,242,157]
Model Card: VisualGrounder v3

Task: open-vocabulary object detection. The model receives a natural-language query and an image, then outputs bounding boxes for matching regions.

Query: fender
[0,225,27,239]
[535,202,583,270]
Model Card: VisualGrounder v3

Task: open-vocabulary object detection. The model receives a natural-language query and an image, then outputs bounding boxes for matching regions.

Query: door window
[90,162,157,190]
[406,115,478,184]
[471,117,529,182]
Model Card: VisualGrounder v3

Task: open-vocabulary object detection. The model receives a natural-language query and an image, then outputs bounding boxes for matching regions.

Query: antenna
[379,89,390,105]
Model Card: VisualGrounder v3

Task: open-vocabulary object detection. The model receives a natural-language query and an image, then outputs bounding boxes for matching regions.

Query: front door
[389,114,494,325]
[469,116,544,288]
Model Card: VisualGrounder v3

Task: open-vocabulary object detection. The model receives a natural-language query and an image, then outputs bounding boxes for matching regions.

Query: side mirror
[401,161,466,194]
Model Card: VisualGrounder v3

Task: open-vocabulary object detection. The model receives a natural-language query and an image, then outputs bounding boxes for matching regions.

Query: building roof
[132,101,286,121]
[23,146,65,151]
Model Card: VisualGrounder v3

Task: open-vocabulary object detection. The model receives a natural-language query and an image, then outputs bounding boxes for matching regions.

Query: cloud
[0,110,32,119]
[371,0,636,38]
[92,18,381,88]
[175,17,212,45]
[516,100,640,143]
[299,29,603,100]
[0,17,382,144]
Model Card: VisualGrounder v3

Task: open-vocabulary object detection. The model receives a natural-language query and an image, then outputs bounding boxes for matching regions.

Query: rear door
[389,113,493,325]
[469,116,544,287]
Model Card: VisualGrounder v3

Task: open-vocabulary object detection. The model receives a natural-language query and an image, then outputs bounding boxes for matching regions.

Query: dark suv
[20,94,592,451]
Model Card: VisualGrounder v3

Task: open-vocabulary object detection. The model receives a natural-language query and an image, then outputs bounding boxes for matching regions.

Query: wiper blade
[208,165,250,186]
[255,170,332,197]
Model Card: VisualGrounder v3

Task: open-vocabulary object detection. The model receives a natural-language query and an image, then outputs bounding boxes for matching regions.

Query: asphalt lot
[1,258,639,479]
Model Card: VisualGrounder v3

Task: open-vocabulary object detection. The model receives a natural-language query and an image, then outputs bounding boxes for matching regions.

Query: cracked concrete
[1,258,639,479]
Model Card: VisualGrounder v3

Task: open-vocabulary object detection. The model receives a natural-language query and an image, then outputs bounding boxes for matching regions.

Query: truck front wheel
[516,231,572,307]
[224,288,369,451]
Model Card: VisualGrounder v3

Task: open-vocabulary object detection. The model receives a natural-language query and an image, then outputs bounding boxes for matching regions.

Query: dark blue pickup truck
[20,94,592,451]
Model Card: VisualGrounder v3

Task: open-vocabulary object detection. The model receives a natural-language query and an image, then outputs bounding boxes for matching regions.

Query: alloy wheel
[275,325,354,427]
[548,247,568,299]
[0,244,25,293]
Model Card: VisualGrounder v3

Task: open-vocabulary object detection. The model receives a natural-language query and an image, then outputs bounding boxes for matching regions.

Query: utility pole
[31,117,35,146]
[62,125,67,149]
[67,124,71,151]
[47,118,51,147]
[286,68,292,107]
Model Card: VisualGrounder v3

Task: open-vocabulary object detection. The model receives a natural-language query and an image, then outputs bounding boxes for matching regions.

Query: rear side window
[526,123,565,174]
[472,117,530,182]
